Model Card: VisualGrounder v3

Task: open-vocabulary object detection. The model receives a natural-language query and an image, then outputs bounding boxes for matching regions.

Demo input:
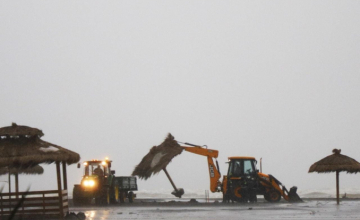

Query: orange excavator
[178,142,302,203]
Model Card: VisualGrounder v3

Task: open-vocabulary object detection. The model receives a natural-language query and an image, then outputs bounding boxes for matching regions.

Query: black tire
[249,193,257,203]
[73,185,84,206]
[119,192,125,203]
[109,184,117,204]
[74,195,91,206]
[232,186,247,203]
[103,188,110,205]
[264,190,281,203]
[96,188,110,205]
[111,186,119,204]
[128,191,134,203]
[222,193,229,203]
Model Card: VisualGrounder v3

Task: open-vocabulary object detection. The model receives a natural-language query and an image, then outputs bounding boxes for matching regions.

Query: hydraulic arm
[181,143,222,193]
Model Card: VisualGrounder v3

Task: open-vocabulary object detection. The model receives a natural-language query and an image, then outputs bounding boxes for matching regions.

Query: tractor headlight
[83,180,95,187]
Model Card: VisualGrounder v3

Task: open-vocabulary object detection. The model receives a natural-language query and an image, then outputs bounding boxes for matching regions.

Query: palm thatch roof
[0,123,80,168]
[132,133,183,180]
[309,149,360,174]
[0,123,43,137]
[0,165,44,175]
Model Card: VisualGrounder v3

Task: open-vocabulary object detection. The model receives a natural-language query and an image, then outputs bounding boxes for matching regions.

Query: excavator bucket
[288,186,303,202]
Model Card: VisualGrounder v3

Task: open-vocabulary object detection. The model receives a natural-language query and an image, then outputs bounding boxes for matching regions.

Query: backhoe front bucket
[288,186,302,202]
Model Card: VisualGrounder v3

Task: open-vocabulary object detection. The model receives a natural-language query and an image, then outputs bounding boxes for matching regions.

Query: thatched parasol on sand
[132,133,185,197]
[309,149,360,204]
[132,133,183,180]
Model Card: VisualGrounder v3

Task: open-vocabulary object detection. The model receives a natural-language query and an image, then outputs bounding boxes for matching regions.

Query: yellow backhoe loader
[181,143,302,203]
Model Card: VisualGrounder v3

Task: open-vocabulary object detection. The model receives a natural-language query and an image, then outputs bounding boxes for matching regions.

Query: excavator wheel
[232,186,247,203]
[264,189,281,203]
[222,193,230,203]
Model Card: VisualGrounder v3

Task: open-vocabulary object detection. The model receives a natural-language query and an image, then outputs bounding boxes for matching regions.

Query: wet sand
[70,199,360,220]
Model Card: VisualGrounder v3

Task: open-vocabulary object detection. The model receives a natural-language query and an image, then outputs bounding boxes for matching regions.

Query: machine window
[244,160,254,174]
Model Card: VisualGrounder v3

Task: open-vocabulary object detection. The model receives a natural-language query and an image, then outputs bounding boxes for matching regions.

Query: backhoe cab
[223,157,259,202]
[181,144,302,203]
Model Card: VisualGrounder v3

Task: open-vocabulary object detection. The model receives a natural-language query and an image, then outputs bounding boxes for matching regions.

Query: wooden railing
[0,189,68,219]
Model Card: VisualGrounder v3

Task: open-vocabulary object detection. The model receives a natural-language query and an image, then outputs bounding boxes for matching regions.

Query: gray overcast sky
[1,1,360,195]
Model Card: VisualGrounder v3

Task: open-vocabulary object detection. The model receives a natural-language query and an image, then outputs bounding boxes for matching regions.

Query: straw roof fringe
[308,149,360,174]
[0,123,44,137]
[0,165,44,176]
[0,136,80,168]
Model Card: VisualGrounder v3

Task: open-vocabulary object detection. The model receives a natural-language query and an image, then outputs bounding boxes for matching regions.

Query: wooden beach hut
[309,149,360,205]
[0,123,80,219]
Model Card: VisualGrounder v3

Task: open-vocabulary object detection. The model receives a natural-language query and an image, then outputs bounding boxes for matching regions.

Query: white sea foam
[135,187,360,199]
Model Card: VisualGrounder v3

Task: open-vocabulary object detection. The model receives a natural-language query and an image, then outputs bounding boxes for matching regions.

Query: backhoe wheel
[264,190,281,203]
[128,191,134,203]
[222,193,230,203]
[232,186,246,203]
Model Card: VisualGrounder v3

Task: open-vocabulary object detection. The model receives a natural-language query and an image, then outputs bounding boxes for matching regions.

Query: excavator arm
[181,144,222,193]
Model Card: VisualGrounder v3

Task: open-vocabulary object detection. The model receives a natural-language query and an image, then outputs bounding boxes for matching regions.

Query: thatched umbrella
[132,133,185,197]
[132,133,183,179]
[309,149,360,204]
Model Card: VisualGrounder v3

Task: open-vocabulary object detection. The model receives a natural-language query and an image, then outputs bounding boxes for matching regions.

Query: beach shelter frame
[0,123,80,219]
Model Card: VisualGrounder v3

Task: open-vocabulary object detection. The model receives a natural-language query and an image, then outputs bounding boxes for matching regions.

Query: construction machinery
[73,158,137,206]
[179,143,302,203]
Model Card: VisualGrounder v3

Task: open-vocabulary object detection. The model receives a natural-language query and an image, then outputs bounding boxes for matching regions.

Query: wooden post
[8,172,11,194]
[62,162,67,190]
[163,168,178,192]
[336,171,340,205]
[56,162,64,219]
[8,172,11,209]
[15,173,19,199]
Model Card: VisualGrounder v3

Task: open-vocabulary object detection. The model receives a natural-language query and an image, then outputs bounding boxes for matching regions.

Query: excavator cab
[227,157,258,178]
[224,157,302,203]
[224,157,259,203]
[179,142,302,203]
